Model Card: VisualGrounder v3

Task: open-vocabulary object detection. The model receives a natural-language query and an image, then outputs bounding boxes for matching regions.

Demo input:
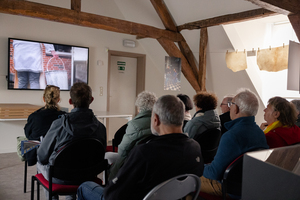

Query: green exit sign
[117,61,126,71]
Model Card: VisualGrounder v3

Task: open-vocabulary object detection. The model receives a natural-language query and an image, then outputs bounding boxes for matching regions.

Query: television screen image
[8,38,89,91]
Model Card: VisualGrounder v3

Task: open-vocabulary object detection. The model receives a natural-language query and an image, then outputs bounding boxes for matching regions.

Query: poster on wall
[164,56,181,91]
[287,40,300,91]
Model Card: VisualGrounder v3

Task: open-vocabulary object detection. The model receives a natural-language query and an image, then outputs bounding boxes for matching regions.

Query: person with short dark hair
[77,95,204,200]
[261,96,300,148]
[184,91,221,139]
[37,82,106,200]
[177,94,193,130]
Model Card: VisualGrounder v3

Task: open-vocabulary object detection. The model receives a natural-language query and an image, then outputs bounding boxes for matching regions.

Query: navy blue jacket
[204,116,269,181]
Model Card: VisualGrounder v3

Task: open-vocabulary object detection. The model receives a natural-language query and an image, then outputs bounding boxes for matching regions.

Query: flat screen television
[8,38,89,91]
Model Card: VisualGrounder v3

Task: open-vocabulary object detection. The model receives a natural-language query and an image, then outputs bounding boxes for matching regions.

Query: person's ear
[235,105,239,115]
[273,110,280,119]
[69,98,73,105]
[90,97,94,104]
[154,113,161,126]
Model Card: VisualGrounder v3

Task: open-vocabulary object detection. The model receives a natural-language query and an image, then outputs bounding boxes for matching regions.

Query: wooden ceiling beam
[177,8,276,31]
[150,0,200,87]
[288,13,300,42]
[150,0,177,32]
[71,0,81,12]
[245,0,300,15]
[177,39,199,79]
[157,38,201,92]
[0,0,183,42]
[199,28,208,91]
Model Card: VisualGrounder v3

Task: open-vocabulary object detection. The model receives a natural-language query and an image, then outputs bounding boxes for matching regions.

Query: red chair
[31,138,108,200]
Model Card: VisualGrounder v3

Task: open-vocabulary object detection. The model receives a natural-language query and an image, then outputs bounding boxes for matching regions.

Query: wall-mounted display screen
[8,38,89,91]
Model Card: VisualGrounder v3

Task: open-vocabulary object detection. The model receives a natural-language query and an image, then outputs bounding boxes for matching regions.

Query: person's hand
[51,51,59,58]
[260,122,268,130]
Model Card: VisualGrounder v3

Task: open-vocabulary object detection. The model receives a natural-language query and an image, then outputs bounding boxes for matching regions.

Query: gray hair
[153,95,184,126]
[223,94,235,103]
[291,100,300,113]
[135,91,157,112]
[234,88,259,116]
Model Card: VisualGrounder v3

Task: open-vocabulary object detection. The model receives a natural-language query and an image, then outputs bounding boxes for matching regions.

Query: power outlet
[99,87,103,96]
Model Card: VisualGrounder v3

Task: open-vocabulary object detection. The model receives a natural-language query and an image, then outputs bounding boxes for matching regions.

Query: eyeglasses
[227,102,237,108]
[220,103,227,106]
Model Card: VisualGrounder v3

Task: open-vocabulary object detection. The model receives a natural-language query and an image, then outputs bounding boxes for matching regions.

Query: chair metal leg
[222,182,226,200]
[24,160,28,193]
[31,176,35,200]
[37,181,40,200]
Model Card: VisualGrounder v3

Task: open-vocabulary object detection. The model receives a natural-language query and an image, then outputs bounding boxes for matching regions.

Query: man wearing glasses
[200,88,269,197]
[219,95,234,134]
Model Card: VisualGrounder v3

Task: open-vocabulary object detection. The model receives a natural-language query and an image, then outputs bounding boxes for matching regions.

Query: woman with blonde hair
[23,85,65,165]
[261,96,300,148]
[25,85,65,140]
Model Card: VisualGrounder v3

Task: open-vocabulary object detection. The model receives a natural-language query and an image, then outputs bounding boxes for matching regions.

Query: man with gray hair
[200,88,268,197]
[77,95,204,200]
[219,95,234,134]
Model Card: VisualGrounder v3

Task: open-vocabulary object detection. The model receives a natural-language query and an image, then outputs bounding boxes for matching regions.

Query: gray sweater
[184,109,221,139]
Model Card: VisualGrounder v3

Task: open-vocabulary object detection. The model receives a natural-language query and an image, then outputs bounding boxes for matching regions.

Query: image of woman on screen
[23,85,66,165]
[13,39,58,89]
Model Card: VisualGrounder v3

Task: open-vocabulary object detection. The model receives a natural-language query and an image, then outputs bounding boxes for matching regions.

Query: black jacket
[219,111,231,135]
[104,133,204,200]
[24,107,66,140]
[24,107,65,166]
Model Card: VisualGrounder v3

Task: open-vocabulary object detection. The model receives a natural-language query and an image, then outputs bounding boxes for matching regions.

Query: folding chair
[143,174,201,200]
[31,138,108,200]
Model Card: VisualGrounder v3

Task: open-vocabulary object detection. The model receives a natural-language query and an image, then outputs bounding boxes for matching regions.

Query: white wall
[0,2,261,153]
[0,9,196,153]
[205,26,265,124]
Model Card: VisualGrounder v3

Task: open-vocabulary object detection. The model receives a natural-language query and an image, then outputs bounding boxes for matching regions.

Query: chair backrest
[194,128,221,163]
[222,154,244,197]
[112,124,128,151]
[222,147,267,199]
[143,174,201,200]
[50,138,107,183]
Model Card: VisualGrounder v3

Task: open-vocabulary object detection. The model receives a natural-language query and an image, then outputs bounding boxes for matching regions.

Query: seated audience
[261,97,300,148]
[23,85,66,166]
[201,88,268,196]
[219,95,234,135]
[291,99,300,127]
[177,94,193,131]
[107,91,157,180]
[184,91,221,139]
[37,82,107,200]
[77,95,204,200]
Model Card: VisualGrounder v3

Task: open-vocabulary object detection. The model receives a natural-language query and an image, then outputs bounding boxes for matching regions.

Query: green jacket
[109,110,152,180]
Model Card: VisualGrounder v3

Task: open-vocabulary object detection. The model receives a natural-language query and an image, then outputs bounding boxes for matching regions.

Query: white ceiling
[112,0,260,28]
